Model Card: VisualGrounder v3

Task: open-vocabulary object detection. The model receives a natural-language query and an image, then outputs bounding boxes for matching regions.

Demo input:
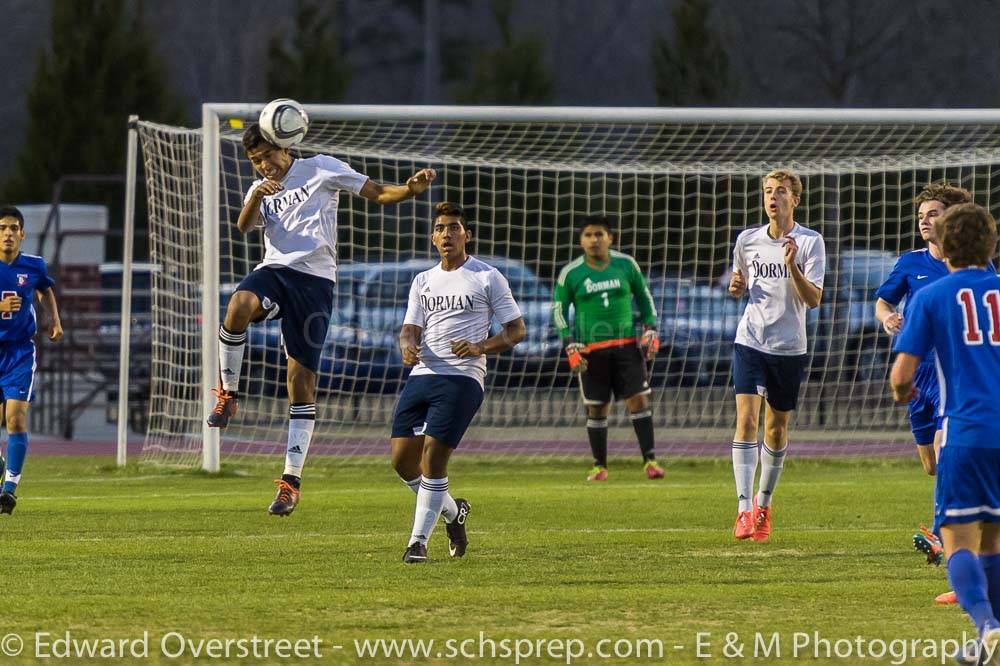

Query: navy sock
[948,549,998,633]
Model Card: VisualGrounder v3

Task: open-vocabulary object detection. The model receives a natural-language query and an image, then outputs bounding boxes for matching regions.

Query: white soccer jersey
[244,154,369,280]
[404,256,523,388]
[733,223,826,355]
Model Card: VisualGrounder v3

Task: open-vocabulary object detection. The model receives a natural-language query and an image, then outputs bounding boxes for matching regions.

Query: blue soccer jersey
[0,253,54,342]
[894,267,1000,448]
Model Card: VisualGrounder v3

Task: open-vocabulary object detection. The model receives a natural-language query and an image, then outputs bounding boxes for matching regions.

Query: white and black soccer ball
[258,98,309,148]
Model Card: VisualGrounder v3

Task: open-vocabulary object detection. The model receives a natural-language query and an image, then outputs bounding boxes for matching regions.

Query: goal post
[124,105,1000,470]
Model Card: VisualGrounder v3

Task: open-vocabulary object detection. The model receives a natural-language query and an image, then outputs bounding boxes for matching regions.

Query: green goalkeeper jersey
[552,250,657,344]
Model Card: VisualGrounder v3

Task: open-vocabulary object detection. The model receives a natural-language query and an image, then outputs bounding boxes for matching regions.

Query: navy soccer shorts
[933,445,1000,534]
[391,374,485,448]
[235,265,335,373]
[0,340,36,402]
[909,360,942,445]
[732,343,807,412]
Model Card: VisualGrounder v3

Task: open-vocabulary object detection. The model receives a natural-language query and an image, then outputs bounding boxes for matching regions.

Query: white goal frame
[119,105,1000,471]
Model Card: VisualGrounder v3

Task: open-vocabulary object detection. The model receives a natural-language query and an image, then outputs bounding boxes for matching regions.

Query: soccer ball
[258,98,309,148]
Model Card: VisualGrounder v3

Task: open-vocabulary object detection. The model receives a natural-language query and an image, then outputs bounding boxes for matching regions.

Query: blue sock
[3,432,27,494]
[981,553,1000,620]
[948,549,999,633]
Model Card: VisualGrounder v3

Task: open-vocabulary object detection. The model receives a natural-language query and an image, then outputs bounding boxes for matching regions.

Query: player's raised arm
[38,287,63,342]
[237,180,283,234]
[784,235,824,308]
[360,169,437,205]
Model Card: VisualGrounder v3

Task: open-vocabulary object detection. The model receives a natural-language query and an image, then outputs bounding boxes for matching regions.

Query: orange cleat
[913,525,944,566]
[734,511,754,540]
[751,501,771,543]
[935,590,958,605]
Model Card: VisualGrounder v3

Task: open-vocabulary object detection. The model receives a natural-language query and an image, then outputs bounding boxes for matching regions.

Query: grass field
[0,455,976,664]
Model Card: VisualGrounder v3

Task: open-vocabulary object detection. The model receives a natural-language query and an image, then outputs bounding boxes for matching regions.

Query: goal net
[132,107,1000,469]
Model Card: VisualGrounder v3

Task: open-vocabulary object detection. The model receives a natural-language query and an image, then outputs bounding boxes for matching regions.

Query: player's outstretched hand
[728,270,747,298]
[450,339,484,358]
[0,295,22,314]
[406,169,437,195]
[50,322,64,342]
[401,344,421,366]
[782,235,799,267]
[882,313,903,335]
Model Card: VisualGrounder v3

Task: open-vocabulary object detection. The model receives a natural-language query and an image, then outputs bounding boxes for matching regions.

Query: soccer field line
[30,526,911,543]
[30,476,926,492]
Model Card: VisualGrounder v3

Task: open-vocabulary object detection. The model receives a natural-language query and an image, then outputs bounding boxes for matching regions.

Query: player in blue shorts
[876,183,975,604]
[0,206,63,515]
[208,123,436,516]
[891,203,1000,665]
[391,203,525,563]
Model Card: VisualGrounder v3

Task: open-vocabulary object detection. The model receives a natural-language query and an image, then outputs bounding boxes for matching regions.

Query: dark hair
[915,182,972,209]
[434,202,469,230]
[0,205,24,229]
[242,123,276,153]
[936,203,998,268]
[578,215,612,235]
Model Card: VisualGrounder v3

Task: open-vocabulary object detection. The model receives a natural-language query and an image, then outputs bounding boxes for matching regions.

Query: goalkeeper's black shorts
[578,342,649,405]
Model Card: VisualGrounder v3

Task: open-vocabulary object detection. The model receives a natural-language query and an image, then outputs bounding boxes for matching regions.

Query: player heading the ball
[208,119,436,517]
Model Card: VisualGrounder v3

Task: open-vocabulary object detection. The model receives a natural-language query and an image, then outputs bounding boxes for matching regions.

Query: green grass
[0,456,975,664]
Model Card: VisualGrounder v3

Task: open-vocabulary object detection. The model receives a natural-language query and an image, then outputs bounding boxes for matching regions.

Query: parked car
[645,277,743,386]
[819,249,897,382]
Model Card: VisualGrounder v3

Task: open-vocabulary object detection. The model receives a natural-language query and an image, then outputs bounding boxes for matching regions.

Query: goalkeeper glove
[640,327,660,356]
[565,342,587,372]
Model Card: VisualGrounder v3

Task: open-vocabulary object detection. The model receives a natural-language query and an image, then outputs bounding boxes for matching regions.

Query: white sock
[409,476,449,547]
[757,442,787,508]
[400,475,458,522]
[219,326,247,392]
[283,404,315,477]
[732,440,758,513]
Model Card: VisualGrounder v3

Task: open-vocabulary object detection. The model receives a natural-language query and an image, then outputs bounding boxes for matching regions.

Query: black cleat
[207,386,238,429]
[267,479,300,516]
[446,498,471,557]
[0,491,16,515]
[402,542,428,563]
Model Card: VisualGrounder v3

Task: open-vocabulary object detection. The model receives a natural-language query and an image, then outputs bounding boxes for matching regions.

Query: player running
[727,169,825,543]
[0,205,63,515]
[876,182,974,604]
[391,203,525,563]
[890,203,1000,665]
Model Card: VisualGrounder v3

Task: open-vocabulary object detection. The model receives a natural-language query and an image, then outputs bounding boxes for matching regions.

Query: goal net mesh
[135,112,1000,466]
